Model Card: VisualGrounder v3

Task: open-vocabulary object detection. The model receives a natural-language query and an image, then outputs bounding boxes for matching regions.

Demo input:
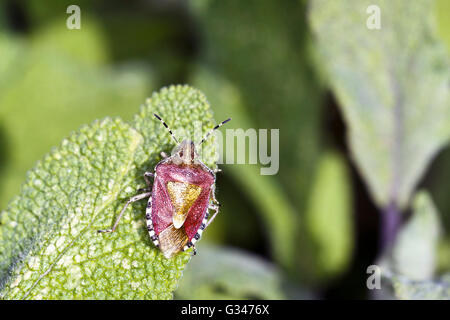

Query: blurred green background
[0,0,449,299]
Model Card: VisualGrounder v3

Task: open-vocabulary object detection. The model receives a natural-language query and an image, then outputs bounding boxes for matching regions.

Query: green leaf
[304,151,353,281]
[0,21,152,211]
[0,34,25,93]
[380,191,446,299]
[29,19,109,67]
[435,0,450,53]
[381,191,441,281]
[437,239,450,273]
[26,0,94,29]
[309,0,450,208]
[0,85,219,299]
[392,191,441,280]
[175,245,286,299]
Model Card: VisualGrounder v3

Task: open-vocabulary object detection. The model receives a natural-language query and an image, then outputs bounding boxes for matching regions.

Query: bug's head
[153,113,231,165]
[172,140,197,165]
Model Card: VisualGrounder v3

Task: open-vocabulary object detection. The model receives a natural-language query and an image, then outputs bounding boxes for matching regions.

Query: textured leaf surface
[310,0,450,208]
[175,245,285,299]
[0,85,218,299]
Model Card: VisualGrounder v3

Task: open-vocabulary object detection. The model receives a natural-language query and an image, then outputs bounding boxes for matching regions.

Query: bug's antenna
[198,118,231,145]
[154,113,179,144]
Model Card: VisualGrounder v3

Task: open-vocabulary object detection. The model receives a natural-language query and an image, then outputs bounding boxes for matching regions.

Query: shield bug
[98,114,231,259]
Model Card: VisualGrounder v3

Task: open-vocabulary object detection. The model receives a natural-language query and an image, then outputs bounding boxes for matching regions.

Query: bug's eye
[179,151,184,157]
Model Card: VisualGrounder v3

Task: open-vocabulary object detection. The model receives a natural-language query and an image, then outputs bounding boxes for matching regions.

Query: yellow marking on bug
[167,181,202,229]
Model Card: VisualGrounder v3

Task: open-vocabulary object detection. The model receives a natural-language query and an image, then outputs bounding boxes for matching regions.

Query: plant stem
[380,201,401,254]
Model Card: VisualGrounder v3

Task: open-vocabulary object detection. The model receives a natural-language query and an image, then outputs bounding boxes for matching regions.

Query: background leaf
[435,0,450,53]
[388,191,441,280]
[427,0,450,265]
[379,191,445,299]
[309,0,450,209]
[0,85,218,299]
[175,244,286,300]
[304,151,354,282]
[192,0,324,213]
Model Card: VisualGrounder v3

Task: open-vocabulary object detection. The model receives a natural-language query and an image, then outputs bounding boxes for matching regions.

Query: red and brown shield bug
[98,113,231,258]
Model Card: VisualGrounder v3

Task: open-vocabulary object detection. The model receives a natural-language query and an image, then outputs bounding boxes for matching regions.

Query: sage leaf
[380,191,446,299]
[390,191,441,280]
[309,0,450,208]
[380,191,441,281]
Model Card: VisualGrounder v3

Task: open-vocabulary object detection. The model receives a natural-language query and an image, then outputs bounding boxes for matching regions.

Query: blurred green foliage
[0,0,449,299]
[381,192,441,280]
[304,151,353,280]
[310,0,450,297]
[192,0,324,213]
[310,0,450,210]
[0,20,153,210]
[435,0,450,53]
[176,245,287,300]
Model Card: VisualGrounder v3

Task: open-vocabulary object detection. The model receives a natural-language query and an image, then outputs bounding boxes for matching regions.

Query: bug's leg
[206,203,220,228]
[202,185,220,228]
[160,151,168,159]
[143,171,154,186]
[209,184,220,205]
[213,168,222,174]
[97,192,151,233]
[137,172,155,193]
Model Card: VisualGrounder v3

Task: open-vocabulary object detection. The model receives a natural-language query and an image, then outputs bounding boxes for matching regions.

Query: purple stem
[380,201,402,254]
